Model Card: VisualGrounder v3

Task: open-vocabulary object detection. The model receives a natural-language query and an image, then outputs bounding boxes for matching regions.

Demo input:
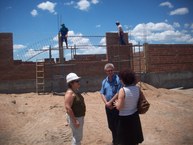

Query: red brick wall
[144,44,193,72]
[0,63,36,80]
[74,54,106,61]
[0,33,13,66]
[105,32,132,70]
[1,33,193,88]
[106,32,129,61]
[133,51,146,73]
[45,61,107,78]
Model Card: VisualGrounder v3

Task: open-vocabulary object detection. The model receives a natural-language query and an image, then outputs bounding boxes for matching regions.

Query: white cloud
[53,35,58,42]
[170,7,189,15]
[14,44,27,50]
[131,22,193,43]
[75,0,99,11]
[78,46,105,55]
[173,22,180,28]
[61,30,105,60]
[76,0,90,11]
[37,1,57,14]
[25,49,41,58]
[68,31,91,48]
[91,0,99,4]
[31,9,38,17]
[42,45,50,50]
[159,1,174,8]
[99,37,106,45]
[133,22,174,33]
[129,39,138,45]
[53,30,105,48]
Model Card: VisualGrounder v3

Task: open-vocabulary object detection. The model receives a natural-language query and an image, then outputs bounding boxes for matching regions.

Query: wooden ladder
[36,59,45,94]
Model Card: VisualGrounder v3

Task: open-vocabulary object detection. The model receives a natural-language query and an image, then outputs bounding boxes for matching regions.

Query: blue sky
[0,0,193,61]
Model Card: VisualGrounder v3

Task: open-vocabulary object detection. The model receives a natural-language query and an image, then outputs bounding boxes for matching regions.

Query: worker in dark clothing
[59,23,69,48]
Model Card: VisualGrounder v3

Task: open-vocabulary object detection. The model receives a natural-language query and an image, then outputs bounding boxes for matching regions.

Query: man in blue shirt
[59,23,69,49]
[100,63,122,145]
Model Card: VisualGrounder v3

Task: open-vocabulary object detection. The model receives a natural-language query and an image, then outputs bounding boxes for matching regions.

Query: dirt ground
[0,82,193,145]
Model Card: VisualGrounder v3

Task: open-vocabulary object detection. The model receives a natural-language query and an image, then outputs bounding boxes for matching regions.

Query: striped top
[119,86,140,116]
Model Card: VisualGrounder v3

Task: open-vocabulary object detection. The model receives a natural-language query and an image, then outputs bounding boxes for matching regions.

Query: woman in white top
[114,69,144,145]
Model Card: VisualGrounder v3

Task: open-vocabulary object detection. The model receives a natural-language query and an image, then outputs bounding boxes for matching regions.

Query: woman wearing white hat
[64,73,86,145]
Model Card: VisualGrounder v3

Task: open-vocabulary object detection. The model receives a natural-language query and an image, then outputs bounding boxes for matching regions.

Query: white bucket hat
[66,73,81,84]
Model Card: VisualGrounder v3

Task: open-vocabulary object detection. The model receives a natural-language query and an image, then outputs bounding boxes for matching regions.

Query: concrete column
[58,33,64,63]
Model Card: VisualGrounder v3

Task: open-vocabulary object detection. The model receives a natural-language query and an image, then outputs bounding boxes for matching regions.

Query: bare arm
[114,88,125,110]
[108,93,118,104]
[100,93,114,109]
[100,93,107,104]
[100,93,118,109]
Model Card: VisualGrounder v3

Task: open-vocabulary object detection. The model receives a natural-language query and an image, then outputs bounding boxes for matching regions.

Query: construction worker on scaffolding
[116,21,126,45]
[59,23,69,49]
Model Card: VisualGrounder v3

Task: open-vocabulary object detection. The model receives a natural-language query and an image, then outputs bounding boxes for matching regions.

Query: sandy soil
[0,82,193,145]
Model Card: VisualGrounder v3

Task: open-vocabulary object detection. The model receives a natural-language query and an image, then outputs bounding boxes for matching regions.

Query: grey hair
[104,63,114,70]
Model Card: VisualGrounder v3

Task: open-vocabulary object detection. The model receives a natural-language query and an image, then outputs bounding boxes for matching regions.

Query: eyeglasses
[73,80,79,83]
[106,69,113,73]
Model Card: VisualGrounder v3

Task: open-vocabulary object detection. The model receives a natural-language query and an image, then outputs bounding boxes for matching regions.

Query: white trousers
[67,114,84,145]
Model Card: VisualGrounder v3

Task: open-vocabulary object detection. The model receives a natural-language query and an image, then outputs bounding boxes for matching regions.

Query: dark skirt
[117,111,144,145]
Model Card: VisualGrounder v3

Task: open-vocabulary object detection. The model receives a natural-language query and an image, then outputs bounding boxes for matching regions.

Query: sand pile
[0,82,193,145]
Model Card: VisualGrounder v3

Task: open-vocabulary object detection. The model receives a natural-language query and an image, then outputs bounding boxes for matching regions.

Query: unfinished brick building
[0,32,193,93]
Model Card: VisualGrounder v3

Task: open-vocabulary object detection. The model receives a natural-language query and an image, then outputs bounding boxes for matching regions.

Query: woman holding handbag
[114,68,144,145]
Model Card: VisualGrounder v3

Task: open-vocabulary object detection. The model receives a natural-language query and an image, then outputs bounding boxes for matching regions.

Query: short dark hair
[116,21,120,25]
[118,68,136,85]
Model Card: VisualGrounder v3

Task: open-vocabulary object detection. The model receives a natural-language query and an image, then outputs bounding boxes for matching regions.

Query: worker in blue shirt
[100,63,122,145]
[59,23,69,48]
